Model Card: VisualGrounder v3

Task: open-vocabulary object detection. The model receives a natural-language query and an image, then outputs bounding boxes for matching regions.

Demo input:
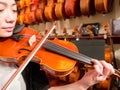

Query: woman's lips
[3,27,14,32]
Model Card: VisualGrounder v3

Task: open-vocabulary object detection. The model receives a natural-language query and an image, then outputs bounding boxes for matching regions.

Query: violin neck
[43,41,93,65]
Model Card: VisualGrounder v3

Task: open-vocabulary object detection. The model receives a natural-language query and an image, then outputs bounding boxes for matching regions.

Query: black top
[22,62,50,90]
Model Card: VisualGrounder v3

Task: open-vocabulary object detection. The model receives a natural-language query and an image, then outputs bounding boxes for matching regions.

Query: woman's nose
[5,11,16,23]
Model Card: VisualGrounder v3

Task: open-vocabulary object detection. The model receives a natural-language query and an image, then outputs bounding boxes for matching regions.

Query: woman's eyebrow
[0,1,16,6]
[12,3,17,6]
[0,1,6,5]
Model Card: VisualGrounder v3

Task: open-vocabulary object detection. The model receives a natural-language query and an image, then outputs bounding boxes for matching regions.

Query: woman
[0,0,115,90]
[0,0,26,90]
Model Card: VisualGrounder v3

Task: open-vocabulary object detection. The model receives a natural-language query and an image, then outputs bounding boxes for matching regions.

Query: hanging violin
[55,0,66,19]
[44,0,57,21]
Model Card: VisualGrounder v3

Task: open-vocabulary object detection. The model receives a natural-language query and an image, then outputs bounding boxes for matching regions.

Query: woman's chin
[0,33,13,38]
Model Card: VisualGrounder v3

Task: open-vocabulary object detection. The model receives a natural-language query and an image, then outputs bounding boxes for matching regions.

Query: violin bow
[2,22,56,90]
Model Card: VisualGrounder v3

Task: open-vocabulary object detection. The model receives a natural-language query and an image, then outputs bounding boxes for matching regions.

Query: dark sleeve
[22,62,50,90]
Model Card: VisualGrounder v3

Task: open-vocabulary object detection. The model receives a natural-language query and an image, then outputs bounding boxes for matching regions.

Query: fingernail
[99,73,103,76]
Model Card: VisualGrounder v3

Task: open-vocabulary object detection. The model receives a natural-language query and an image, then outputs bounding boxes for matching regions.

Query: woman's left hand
[78,59,115,89]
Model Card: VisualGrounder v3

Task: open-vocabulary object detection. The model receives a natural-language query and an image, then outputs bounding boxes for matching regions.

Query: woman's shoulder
[13,24,25,34]
[13,24,40,36]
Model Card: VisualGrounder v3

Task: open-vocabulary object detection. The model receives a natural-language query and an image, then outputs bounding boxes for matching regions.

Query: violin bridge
[28,34,36,46]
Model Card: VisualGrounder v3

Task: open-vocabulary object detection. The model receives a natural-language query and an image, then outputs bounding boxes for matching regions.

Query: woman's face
[0,0,17,37]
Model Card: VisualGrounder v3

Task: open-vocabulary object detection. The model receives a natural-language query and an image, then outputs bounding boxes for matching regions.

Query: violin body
[98,77,112,90]
[24,6,33,24]
[95,0,113,13]
[18,0,25,9]
[0,27,41,64]
[38,38,77,76]
[65,0,80,17]
[17,9,25,24]
[29,5,37,24]
[17,0,39,24]
[95,0,105,13]
[80,0,95,16]
[55,0,66,19]
[36,0,46,22]
[44,0,57,21]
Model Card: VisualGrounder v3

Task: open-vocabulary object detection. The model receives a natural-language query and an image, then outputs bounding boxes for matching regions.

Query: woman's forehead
[0,0,16,4]
[0,0,16,7]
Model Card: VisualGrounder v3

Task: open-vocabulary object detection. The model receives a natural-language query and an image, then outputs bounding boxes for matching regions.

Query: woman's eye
[12,9,18,13]
[0,9,4,12]
[13,10,17,12]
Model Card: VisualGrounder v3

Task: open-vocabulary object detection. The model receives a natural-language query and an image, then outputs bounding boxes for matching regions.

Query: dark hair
[15,0,18,3]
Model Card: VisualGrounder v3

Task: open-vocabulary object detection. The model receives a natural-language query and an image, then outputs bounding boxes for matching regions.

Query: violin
[95,0,113,13]
[24,6,32,24]
[17,9,25,24]
[29,0,39,24]
[64,0,81,18]
[18,0,39,25]
[17,0,25,9]
[35,0,47,22]
[55,0,66,19]
[44,0,57,21]
[80,0,95,16]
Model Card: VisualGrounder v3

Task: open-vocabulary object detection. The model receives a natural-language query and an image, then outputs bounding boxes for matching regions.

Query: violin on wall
[95,0,113,13]
[80,0,95,16]
[65,0,80,17]
[17,0,25,24]
[55,0,66,20]
[16,0,114,25]
[17,0,39,24]
[44,0,57,21]
[17,9,25,25]
[17,0,25,9]
[29,0,39,24]
[35,0,47,22]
